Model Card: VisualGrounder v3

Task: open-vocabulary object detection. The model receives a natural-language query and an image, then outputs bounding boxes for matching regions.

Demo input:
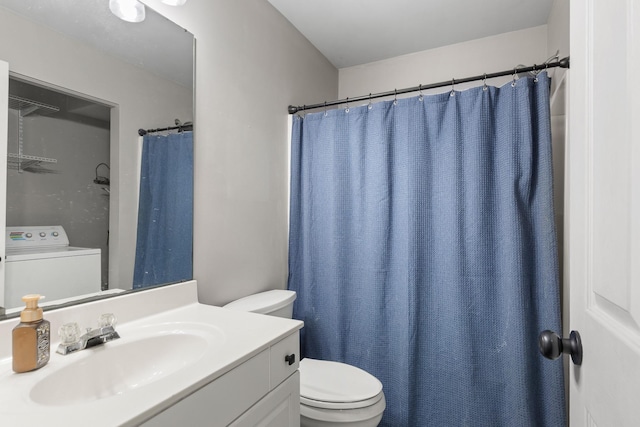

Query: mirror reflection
[6,80,111,308]
[0,0,194,316]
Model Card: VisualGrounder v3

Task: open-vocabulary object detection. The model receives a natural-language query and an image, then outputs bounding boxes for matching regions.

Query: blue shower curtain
[133,131,193,288]
[288,72,565,426]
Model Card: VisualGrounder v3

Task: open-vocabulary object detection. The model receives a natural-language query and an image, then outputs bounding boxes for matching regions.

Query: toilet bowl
[223,290,386,427]
[299,358,385,427]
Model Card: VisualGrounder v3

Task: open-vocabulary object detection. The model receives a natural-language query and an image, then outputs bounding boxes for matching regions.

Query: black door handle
[285,354,296,365]
[539,330,583,366]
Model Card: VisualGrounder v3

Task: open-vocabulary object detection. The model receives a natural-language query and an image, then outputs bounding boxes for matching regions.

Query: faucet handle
[58,322,81,344]
[99,313,117,328]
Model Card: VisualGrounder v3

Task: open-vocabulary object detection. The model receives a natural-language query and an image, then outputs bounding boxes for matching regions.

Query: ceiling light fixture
[109,0,146,23]
[161,0,188,5]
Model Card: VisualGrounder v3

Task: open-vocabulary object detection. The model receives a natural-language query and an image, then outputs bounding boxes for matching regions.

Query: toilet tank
[223,290,296,318]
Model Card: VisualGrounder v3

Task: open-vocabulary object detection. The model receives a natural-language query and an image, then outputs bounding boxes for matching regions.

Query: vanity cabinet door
[230,371,300,427]
[269,331,299,388]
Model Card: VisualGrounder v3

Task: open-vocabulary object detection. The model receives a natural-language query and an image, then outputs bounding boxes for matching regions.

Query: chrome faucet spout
[85,326,120,349]
[56,317,120,355]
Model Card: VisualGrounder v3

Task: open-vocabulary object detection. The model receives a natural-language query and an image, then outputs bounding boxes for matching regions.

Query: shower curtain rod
[288,56,570,114]
[138,123,193,136]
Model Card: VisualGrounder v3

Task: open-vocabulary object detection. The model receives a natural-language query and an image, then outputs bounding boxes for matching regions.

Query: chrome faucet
[57,313,120,355]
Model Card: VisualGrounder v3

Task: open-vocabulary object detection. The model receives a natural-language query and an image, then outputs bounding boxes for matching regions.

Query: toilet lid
[299,358,383,408]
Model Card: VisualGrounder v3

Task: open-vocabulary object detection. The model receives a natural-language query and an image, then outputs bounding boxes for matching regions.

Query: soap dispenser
[12,294,50,373]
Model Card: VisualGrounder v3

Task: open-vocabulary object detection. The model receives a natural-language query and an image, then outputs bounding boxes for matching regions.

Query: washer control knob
[25,233,32,238]
[39,232,46,238]
[52,231,59,237]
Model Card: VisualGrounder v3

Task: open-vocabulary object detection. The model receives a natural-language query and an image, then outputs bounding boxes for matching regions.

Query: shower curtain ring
[419,84,424,101]
[393,89,398,105]
[345,97,350,113]
[512,67,518,87]
[533,64,539,82]
[368,93,373,110]
[483,74,488,91]
[450,79,455,96]
[324,101,328,117]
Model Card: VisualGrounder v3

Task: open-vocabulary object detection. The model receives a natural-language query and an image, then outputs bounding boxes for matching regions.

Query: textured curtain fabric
[288,72,565,426]
[133,131,193,288]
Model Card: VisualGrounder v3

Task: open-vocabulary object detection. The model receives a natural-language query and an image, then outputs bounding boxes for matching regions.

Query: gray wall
[143,0,339,306]
[339,25,549,98]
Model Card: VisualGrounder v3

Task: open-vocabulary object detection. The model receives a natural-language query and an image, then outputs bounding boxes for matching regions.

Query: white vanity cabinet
[142,330,301,427]
[0,284,303,427]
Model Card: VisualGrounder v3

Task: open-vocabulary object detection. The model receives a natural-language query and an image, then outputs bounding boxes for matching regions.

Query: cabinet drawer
[142,350,270,427]
[270,332,299,389]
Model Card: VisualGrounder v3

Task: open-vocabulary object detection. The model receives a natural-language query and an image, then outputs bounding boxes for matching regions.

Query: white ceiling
[267,0,554,69]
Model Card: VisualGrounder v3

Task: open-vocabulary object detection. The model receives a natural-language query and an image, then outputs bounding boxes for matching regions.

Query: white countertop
[0,281,303,426]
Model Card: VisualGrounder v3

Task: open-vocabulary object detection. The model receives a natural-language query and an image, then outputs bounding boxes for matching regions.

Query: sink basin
[29,322,224,406]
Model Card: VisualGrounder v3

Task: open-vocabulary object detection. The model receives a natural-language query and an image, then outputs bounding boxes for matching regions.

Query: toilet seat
[301,392,384,410]
[299,358,383,410]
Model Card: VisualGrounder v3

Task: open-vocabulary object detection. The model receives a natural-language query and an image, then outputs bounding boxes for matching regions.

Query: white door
[567,1,640,425]
[0,60,7,309]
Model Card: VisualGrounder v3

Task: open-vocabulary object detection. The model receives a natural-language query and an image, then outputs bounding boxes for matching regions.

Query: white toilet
[224,290,386,427]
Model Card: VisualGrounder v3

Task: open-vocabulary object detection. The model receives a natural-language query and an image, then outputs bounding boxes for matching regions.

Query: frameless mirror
[0,0,194,318]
